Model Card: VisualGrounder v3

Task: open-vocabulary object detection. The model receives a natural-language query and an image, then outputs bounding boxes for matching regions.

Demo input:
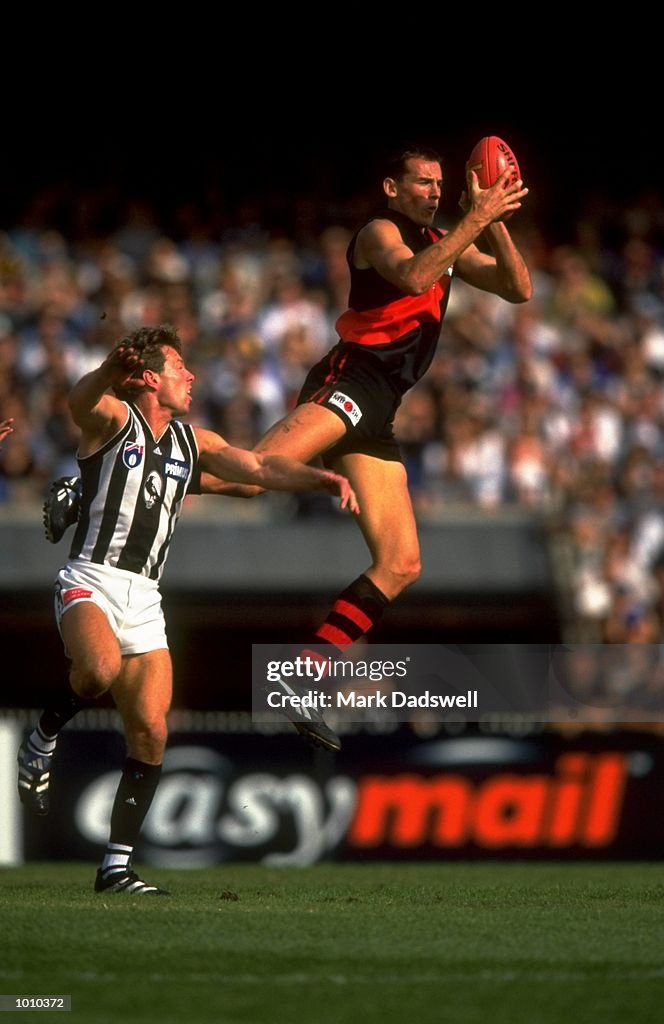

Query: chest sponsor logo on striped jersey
[328,391,363,425]
[122,441,145,469]
[164,458,191,481]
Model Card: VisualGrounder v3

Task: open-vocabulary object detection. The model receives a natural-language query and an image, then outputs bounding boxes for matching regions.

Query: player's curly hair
[111,324,183,400]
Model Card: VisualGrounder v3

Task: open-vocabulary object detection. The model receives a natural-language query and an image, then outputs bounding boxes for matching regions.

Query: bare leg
[254,402,346,460]
[257,408,421,749]
[95,650,173,894]
[256,406,421,600]
[63,605,172,890]
[332,453,421,600]
[111,649,172,764]
[60,602,123,699]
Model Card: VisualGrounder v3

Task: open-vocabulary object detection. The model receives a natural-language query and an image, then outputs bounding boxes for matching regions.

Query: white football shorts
[54,559,168,656]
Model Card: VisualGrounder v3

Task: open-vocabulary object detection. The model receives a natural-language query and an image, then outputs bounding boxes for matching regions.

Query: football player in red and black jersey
[242,146,531,748]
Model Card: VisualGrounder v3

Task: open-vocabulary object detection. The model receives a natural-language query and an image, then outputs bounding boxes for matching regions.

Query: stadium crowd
[1,183,664,645]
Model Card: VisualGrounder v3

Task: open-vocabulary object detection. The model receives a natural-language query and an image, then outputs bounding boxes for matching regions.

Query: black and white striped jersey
[68,403,200,580]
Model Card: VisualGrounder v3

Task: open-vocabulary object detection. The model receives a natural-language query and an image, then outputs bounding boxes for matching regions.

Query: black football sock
[23,682,88,762]
[301,574,390,675]
[38,681,88,739]
[100,757,162,877]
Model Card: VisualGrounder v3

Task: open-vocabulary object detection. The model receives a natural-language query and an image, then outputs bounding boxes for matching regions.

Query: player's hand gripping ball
[466,136,520,220]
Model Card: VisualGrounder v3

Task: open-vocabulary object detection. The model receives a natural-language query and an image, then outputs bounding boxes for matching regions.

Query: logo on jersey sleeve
[328,391,363,426]
[123,442,145,469]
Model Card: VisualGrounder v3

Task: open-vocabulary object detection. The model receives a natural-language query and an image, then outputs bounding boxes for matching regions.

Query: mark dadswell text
[266,690,479,711]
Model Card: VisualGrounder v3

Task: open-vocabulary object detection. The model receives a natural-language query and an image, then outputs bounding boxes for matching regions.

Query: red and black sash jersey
[334,208,453,394]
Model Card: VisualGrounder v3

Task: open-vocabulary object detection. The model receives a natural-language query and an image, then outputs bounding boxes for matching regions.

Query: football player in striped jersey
[19,324,358,894]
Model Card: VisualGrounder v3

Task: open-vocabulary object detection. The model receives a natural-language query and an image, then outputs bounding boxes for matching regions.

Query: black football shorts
[297,342,402,463]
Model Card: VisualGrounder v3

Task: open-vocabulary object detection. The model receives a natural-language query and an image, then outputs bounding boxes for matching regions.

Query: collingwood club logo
[143,471,163,509]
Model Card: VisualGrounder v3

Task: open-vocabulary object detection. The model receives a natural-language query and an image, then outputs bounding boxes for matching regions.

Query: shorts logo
[123,442,144,469]
[62,587,93,607]
[328,391,363,426]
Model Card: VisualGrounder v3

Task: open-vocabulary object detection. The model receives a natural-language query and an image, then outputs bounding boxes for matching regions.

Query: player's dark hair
[112,324,183,399]
[384,146,443,181]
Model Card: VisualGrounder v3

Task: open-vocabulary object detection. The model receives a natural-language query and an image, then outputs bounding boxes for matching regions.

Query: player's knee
[71,657,121,699]
[385,555,422,593]
[127,716,168,761]
[400,556,422,588]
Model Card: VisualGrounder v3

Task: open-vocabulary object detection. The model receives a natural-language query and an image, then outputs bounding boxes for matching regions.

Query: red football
[466,136,520,219]
[466,135,520,189]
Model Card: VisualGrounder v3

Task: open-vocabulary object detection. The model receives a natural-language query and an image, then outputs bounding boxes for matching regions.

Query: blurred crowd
[2,184,664,643]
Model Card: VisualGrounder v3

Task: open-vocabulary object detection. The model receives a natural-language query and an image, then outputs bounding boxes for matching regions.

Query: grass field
[1,862,663,1024]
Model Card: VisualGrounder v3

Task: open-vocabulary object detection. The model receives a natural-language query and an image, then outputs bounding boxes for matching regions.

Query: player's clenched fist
[103,346,146,391]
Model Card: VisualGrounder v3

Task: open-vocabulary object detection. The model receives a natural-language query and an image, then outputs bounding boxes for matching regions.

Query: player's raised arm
[455,136,532,303]
[455,218,532,303]
[194,428,359,512]
[67,346,145,446]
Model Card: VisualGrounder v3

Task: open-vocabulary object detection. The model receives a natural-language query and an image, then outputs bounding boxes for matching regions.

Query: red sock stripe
[316,623,354,647]
[332,599,374,634]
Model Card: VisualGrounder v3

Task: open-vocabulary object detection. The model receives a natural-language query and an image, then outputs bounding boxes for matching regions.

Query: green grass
[1,863,663,1024]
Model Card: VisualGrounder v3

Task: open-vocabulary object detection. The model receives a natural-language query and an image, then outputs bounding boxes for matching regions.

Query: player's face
[156,346,195,415]
[386,158,443,226]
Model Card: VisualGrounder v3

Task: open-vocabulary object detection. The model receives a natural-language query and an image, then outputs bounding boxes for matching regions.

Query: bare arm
[199,474,263,498]
[356,169,528,296]
[455,221,532,303]
[194,428,359,512]
[68,346,145,453]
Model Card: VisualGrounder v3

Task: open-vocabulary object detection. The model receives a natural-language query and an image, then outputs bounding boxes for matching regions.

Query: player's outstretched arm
[198,474,263,498]
[194,428,359,512]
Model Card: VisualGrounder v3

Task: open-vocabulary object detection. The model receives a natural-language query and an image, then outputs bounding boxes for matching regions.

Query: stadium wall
[0,508,555,593]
